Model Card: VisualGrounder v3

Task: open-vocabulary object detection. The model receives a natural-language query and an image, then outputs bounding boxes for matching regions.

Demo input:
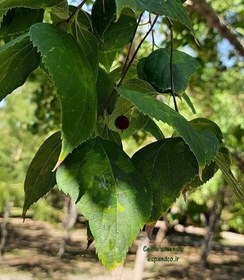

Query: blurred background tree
[0,73,63,221]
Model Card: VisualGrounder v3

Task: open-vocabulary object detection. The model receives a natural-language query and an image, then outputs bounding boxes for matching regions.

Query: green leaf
[0,0,69,18]
[23,131,62,216]
[108,97,133,134]
[56,137,151,269]
[108,79,158,136]
[0,0,65,9]
[69,7,91,29]
[108,90,155,139]
[96,67,115,114]
[116,87,219,167]
[122,112,150,138]
[99,50,117,72]
[92,0,116,35]
[101,8,136,51]
[191,118,223,144]
[56,5,92,27]
[0,8,44,41]
[0,33,40,102]
[175,119,223,189]
[97,120,122,147]
[123,78,157,93]
[110,64,138,83]
[84,222,94,251]
[216,147,244,203]
[92,0,137,51]
[71,20,99,77]
[187,161,218,190]
[137,48,200,93]
[173,118,223,144]
[143,118,165,140]
[132,137,198,221]
[137,57,147,81]
[30,23,98,163]
[109,99,157,139]
[115,0,193,31]
[0,10,7,26]
[182,92,196,114]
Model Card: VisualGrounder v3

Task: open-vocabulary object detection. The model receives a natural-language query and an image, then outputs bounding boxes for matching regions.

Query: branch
[104,15,158,112]
[232,151,244,172]
[167,18,179,112]
[149,14,155,51]
[57,0,87,26]
[187,0,244,56]
[120,13,143,83]
[118,15,158,86]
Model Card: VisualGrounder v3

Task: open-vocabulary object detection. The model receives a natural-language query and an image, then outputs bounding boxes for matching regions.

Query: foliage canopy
[0,0,243,270]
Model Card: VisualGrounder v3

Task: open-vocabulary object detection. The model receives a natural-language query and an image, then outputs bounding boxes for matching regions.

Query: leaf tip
[22,212,26,223]
[81,238,94,257]
[52,159,63,172]
[182,187,188,202]
[198,167,203,181]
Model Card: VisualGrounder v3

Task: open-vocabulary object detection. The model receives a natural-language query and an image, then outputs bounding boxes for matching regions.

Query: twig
[167,18,179,112]
[104,15,158,112]
[120,13,143,82]
[118,15,159,86]
[149,14,155,51]
[189,0,244,57]
[65,0,87,22]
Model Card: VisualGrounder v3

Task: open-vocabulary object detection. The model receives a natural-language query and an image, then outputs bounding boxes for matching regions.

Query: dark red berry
[114,115,130,131]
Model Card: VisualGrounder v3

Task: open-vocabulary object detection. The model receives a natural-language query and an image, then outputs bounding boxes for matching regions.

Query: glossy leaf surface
[30,23,97,163]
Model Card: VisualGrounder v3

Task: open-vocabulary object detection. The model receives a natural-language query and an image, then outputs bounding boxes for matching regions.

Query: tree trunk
[0,201,13,260]
[57,197,78,257]
[133,231,150,280]
[200,188,225,268]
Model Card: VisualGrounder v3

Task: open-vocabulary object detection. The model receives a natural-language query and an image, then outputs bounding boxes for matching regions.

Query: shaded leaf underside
[23,131,61,215]
[0,33,40,101]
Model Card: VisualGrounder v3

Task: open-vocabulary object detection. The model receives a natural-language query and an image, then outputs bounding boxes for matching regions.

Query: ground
[0,218,243,280]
